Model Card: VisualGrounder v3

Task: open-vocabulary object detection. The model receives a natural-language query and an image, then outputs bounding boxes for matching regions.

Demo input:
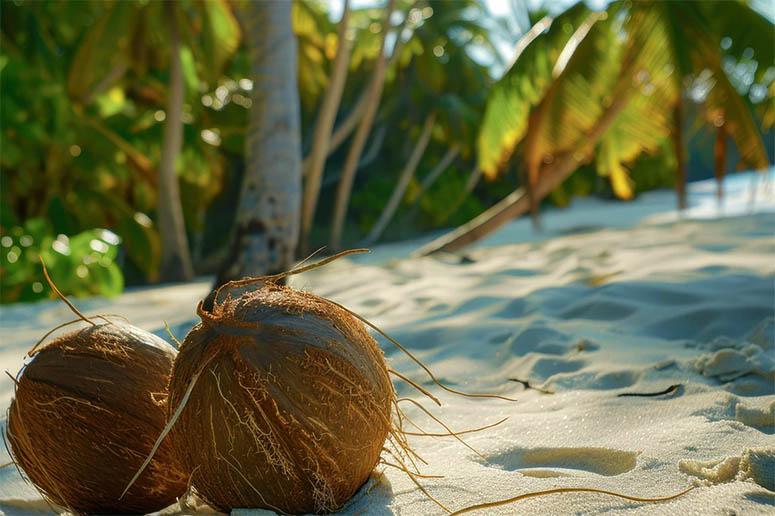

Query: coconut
[166,282,393,513]
[6,320,188,514]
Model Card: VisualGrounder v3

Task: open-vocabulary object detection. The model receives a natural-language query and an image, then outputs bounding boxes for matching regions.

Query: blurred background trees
[1,0,772,303]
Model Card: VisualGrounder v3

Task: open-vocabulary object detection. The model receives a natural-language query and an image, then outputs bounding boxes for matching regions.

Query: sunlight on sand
[1,173,773,515]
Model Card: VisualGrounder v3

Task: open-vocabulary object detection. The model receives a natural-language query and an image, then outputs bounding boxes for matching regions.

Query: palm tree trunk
[415,93,632,257]
[215,0,301,286]
[672,102,687,211]
[300,0,352,254]
[714,123,727,204]
[463,165,483,194]
[325,89,368,160]
[319,125,388,189]
[329,0,396,249]
[523,105,544,230]
[301,7,410,174]
[158,4,194,282]
[363,111,436,245]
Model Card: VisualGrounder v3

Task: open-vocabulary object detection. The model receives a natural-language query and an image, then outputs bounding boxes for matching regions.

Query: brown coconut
[167,282,393,514]
[6,321,188,514]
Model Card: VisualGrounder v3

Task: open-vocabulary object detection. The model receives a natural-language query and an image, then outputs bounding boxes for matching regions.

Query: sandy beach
[1,172,773,515]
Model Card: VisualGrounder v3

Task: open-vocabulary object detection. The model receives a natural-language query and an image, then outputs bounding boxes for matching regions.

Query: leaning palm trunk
[300,0,353,253]
[363,111,436,245]
[463,166,483,194]
[300,9,411,174]
[415,92,632,257]
[329,0,396,249]
[158,3,194,282]
[672,101,687,211]
[302,84,367,175]
[215,1,301,285]
[714,123,727,203]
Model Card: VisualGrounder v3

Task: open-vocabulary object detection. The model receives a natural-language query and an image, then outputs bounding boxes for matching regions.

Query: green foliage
[418,165,483,226]
[0,219,122,304]
[4,0,771,299]
[0,0,244,297]
[477,0,772,201]
[649,1,770,170]
[477,3,593,178]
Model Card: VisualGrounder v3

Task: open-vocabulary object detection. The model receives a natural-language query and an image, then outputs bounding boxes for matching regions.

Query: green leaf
[67,1,135,101]
[193,0,241,84]
[180,45,199,96]
[656,2,769,170]
[477,3,593,178]
[700,0,773,84]
[595,6,680,198]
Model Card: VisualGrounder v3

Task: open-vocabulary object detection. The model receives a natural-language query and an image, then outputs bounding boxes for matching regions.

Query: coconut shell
[168,283,393,514]
[6,321,188,514]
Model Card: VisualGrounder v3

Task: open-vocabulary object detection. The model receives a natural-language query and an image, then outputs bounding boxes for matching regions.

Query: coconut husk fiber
[6,321,188,514]
[167,282,393,514]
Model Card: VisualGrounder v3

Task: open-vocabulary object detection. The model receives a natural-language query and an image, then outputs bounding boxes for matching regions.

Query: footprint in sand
[484,447,638,478]
[679,448,775,491]
[695,398,775,434]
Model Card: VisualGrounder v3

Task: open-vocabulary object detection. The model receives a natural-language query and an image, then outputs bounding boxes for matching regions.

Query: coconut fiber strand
[7,322,188,514]
[168,283,393,514]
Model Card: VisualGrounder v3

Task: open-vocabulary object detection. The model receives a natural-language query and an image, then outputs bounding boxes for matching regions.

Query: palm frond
[477,2,593,178]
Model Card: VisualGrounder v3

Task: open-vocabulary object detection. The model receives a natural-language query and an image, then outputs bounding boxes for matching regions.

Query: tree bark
[215,1,301,286]
[300,0,352,254]
[363,111,436,245]
[714,123,727,204]
[158,4,194,282]
[415,93,632,257]
[300,7,410,174]
[329,0,396,249]
[672,101,687,211]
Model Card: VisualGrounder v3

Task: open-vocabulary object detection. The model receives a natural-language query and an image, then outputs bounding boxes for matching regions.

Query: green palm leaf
[67,1,137,101]
[198,0,241,77]
[654,1,769,170]
[595,6,681,198]
[477,3,593,179]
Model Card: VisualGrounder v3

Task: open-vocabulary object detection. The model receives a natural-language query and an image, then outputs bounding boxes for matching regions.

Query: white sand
[1,172,773,515]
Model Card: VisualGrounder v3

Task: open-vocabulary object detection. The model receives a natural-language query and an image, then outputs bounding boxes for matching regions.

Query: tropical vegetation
[1,0,772,303]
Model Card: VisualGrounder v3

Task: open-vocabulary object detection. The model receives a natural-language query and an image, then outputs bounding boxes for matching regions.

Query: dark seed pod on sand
[6,321,188,514]
[167,283,393,514]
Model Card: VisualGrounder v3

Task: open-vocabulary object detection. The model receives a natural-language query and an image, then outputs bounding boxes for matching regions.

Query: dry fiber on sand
[0,175,773,514]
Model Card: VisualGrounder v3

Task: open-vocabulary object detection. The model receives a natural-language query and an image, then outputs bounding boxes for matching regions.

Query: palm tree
[329,0,396,250]
[63,0,241,280]
[215,0,302,285]
[363,110,437,245]
[418,1,770,256]
[300,0,353,255]
[157,3,194,281]
[332,0,497,247]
